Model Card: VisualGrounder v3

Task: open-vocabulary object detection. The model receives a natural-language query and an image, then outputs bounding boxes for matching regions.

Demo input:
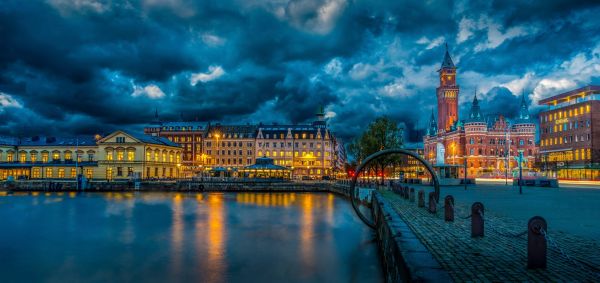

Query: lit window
[52,152,60,161]
[46,168,53,178]
[65,152,72,161]
[71,168,76,178]
[127,151,135,161]
[19,153,26,163]
[117,151,124,161]
[42,152,49,163]
[107,151,113,161]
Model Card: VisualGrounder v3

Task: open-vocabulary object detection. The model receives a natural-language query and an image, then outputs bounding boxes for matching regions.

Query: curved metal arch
[350,148,441,229]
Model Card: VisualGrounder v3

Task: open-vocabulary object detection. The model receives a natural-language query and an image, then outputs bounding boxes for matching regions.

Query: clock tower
[436,44,459,132]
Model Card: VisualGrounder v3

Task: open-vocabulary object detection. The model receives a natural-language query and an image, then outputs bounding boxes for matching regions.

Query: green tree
[347,116,403,183]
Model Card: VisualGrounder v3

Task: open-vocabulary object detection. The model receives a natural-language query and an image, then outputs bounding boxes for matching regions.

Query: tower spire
[440,43,455,69]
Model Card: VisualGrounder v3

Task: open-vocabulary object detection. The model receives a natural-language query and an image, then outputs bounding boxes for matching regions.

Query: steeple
[427,109,437,136]
[517,92,531,122]
[313,104,326,128]
[466,90,484,123]
[440,43,455,69]
[151,107,161,125]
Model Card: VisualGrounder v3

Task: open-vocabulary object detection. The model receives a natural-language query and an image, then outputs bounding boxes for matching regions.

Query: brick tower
[436,44,459,132]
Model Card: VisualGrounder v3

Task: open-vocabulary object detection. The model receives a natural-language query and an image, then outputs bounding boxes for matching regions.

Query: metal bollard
[403,187,409,199]
[471,202,484,237]
[409,188,415,202]
[418,190,425,207]
[428,192,437,213]
[444,195,454,222]
[527,216,547,269]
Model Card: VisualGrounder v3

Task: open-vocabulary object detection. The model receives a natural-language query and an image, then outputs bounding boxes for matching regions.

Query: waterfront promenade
[377,182,600,282]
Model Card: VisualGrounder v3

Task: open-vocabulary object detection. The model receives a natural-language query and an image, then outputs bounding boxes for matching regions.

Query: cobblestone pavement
[380,190,600,282]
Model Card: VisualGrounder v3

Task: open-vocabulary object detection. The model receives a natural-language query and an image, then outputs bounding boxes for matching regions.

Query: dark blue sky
[1,0,599,143]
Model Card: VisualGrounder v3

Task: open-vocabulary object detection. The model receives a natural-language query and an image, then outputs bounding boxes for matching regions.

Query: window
[70,168,76,178]
[52,152,60,161]
[46,168,53,178]
[19,152,26,163]
[64,152,72,161]
[127,167,133,177]
[107,167,113,179]
[42,152,49,163]
[32,168,40,178]
[117,167,123,176]
[146,151,151,161]
[117,151,124,161]
[116,137,126,143]
[86,169,92,179]
[127,151,135,161]
[107,151,113,161]
[31,153,37,163]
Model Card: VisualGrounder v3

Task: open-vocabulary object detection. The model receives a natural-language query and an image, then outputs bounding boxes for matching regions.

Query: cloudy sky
[1,0,599,143]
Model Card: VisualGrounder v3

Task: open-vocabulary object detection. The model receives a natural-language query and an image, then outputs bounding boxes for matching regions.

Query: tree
[347,116,403,183]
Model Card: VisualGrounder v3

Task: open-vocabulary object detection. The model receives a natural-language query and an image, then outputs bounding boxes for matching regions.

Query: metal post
[428,192,436,214]
[527,216,547,269]
[471,202,484,237]
[444,195,454,222]
[519,149,524,195]
[418,190,425,207]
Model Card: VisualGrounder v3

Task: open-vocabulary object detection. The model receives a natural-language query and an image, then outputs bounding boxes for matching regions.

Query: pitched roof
[128,132,180,147]
[440,43,455,69]
[18,136,97,147]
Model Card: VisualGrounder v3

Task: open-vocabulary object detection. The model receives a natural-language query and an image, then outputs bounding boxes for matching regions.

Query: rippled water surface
[0,191,383,283]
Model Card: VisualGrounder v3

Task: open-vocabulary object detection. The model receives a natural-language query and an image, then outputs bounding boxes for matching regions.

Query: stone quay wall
[372,192,452,283]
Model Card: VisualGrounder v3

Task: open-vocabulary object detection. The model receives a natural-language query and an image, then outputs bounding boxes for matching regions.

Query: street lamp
[515,149,524,194]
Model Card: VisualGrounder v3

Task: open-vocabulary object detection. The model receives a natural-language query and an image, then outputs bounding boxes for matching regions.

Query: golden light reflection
[206,194,226,283]
[300,194,314,267]
[326,193,334,225]
[235,192,296,207]
[170,193,184,279]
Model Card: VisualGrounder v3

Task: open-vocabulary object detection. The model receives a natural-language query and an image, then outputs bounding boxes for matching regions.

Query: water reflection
[0,192,382,283]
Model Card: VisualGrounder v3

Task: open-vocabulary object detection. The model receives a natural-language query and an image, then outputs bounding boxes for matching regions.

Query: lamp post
[515,149,524,194]
[504,122,511,185]
[215,133,220,176]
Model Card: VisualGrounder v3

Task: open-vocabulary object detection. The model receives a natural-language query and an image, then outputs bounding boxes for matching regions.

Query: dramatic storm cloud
[1,0,599,143]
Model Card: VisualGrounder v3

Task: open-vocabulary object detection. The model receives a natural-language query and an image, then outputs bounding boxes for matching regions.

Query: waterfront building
[143,107,345,180]
[538,85,600,180]
[423,46,537,178]
[0,136,98,180]
[255,108,337,179]
[144,115,206,177]
[0,130,182,181]
[203,123,257,175]
[394,146,425,180]
[96,131,183,180]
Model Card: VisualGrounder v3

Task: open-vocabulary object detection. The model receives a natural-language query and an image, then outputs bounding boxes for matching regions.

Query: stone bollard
[471,202,484,237]
[418,190,425,207]
[527,216,548,269]
[409,188,415,202]
[444,195,454,222]
[428,192,437,213]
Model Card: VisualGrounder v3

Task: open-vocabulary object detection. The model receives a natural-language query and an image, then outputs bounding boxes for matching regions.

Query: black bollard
[403,187,408,199]
[444,195,454,222]
[409,188,415,202]
[471,202,484,237]
[428,192,437,213]
[527,216,547,269]
[418,190,425,207]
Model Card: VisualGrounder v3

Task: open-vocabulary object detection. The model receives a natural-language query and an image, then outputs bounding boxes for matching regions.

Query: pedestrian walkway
[381,190,600,282]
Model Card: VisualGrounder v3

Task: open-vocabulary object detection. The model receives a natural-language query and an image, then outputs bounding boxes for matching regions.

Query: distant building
[255,107,338,179]
[143,107,346,179]
[423,46,537,178]
[0,131,182,180]
[144,111,205,176]
[538,85,600,180]
[204,123,257,172]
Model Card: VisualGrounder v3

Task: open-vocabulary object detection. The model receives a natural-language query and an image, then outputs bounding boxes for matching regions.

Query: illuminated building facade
[144,112,205,177]
[255,108,337,179]
[203,124,257,173]
[424,48,537,178]
[538,85,600,180]
[0,131,182,180]
[143,107,345,179]
[394,146,425,180]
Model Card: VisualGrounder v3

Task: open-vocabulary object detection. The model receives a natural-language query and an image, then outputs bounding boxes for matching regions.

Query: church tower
[436,44,459,132]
